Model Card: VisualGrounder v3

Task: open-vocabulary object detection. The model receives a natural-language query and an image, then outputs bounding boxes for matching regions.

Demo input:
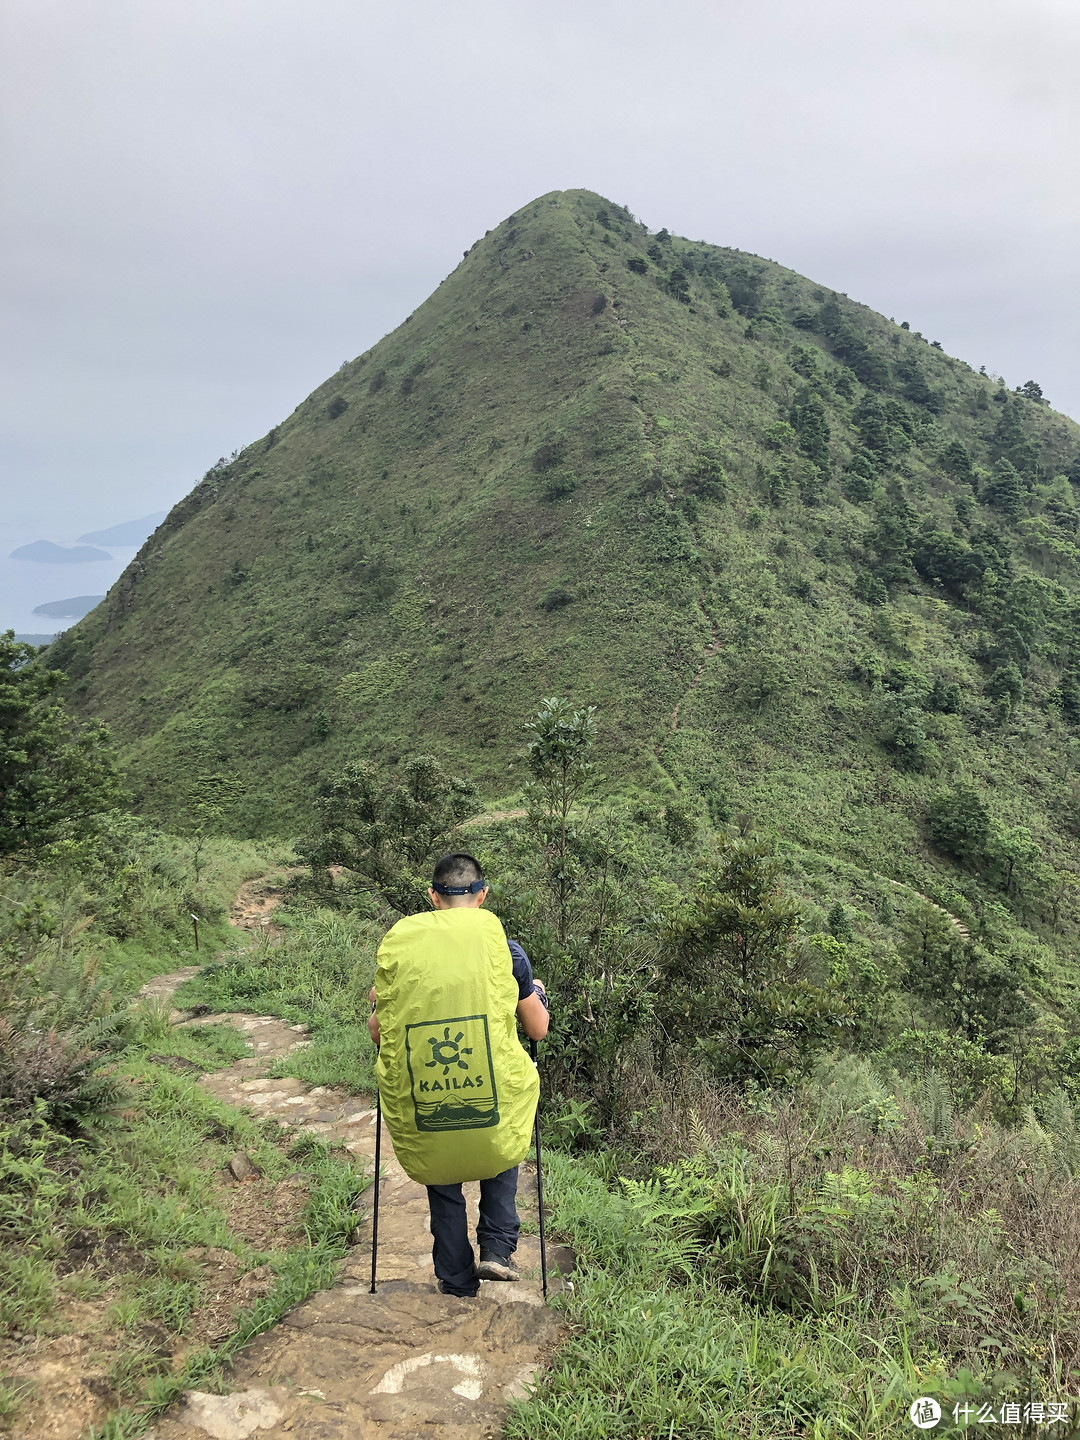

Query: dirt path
[885,878,972,942]
[228,871,295,940]
[140,938,562,1439]
[458,808,527,830]
[665,620,722,740]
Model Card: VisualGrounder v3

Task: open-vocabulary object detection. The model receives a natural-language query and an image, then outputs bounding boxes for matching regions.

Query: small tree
[304,755,478,915]
[927,783,992,863]
[662,837,851,1086]
[185,773,244,885]
[790,387,831,469]
[900,902,1032,1045]
[989,824,1042,899]
[883,698,931,770]
[523,697,596,946]
[940,438,974,481]
[510,700,658,1118]
[665,268,691,303]
[987,662,1024,714]
[827,901,853,942]
[985,457,1025,517]
[690,445,727,502]
[0,632,124,861]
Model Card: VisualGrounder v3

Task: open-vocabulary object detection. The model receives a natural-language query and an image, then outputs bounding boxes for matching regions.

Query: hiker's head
[429,852,488,909]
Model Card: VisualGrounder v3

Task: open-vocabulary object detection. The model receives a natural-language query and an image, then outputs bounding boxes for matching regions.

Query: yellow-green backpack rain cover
[374,908,539,1186]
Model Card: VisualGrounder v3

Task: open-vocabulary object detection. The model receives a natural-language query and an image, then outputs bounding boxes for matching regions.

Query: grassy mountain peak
[53,189,1080,930]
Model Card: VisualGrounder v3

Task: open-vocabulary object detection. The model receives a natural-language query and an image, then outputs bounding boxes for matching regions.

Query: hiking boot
[437,1280,479,1297]
[477,1250,520,1281]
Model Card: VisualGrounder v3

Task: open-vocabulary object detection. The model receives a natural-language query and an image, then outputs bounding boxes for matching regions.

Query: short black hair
[431,852,484,891]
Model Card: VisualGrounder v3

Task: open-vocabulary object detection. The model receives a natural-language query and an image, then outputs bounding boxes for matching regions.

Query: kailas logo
[405,1014,500,1131]
[426,1027,473,1076]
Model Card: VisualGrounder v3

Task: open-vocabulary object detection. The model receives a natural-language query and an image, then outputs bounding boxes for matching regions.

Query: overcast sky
[2,0,1078,600]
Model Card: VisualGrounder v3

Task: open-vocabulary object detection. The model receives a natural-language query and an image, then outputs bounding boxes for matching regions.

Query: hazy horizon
[3,0,1078,632]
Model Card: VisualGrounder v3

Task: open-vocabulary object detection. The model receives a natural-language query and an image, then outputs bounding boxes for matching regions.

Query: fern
[0,1015,128,1133]
[686,1106,713,1156]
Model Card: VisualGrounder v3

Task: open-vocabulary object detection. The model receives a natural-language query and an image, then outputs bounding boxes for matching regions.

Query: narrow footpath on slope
[140,881,565,1440]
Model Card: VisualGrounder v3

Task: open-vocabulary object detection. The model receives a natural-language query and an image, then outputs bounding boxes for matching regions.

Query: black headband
[431,878,487,896]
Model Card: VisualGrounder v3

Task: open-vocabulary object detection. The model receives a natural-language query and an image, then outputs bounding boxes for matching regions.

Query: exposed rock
[146,1054,204,1073]
[177,1388,284,1439]
[227,1152,262,1183]
[369,1350,486,1400]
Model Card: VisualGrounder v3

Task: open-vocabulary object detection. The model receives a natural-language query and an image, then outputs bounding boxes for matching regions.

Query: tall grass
[510,1059,1080,1438]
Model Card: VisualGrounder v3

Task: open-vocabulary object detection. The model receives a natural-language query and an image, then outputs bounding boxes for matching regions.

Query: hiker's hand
[517,989,549,1041]
[533,979,546,997]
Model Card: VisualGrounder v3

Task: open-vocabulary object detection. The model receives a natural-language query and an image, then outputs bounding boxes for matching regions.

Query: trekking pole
[370,1037,381,1294]
[530,1038,548,1300]
[369,1092,381,1293]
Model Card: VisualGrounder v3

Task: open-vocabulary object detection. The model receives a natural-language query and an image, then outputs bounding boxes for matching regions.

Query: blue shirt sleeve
[508,939,548,1008]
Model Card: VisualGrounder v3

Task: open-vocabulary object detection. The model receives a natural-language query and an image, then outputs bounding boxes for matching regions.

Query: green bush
[927,784,992,862]
[1,631,125,861]
[0,1016,127,1133]
[661,838,852,1087]
[544,469,578,500]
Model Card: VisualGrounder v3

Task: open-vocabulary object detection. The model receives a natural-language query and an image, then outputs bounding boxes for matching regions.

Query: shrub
[539,587,574,612]
[0,1016,126,1133]
[532,440,564,472]
[544,470,578,500]
[927,784,992,862]
[326,396,348,420]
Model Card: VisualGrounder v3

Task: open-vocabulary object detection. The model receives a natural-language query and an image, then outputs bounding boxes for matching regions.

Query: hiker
[368,852,549,1297]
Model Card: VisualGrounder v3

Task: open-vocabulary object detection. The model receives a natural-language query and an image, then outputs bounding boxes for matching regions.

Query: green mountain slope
[54,189,1080,916]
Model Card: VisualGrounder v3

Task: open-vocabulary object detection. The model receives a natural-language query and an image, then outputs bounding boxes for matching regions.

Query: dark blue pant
[426,1165,520,1297]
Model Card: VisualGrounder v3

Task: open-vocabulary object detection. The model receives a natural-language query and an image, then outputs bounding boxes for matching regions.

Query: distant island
[78,511,167,546]
[32,595,104,620]
[10,541,111,564]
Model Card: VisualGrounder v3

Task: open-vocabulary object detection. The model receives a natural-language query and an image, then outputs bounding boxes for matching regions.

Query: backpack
[373,907,539,1185]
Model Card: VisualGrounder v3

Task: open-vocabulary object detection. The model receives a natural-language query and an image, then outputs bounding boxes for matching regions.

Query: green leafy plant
[302,754,478,915]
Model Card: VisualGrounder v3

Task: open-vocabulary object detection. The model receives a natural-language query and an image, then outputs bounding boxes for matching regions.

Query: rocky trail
[884,877,972,943]
[136,898,565,1440]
